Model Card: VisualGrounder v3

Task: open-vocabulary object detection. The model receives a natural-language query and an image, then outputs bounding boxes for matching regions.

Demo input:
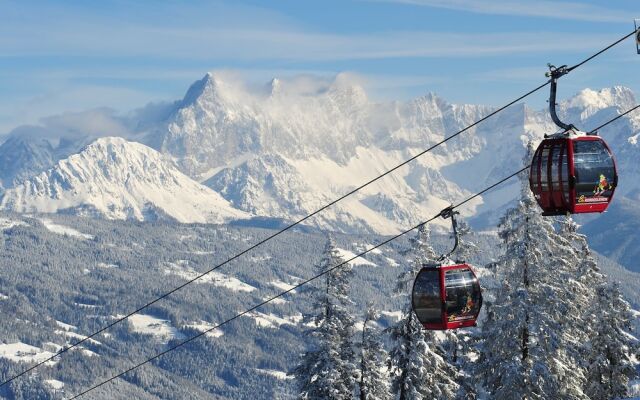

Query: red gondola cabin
[529,131,617,216]
[412,263,482,330]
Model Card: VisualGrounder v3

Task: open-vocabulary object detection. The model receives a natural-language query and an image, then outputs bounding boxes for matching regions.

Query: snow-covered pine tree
[358,305,392,400]
[557,218,612,358]
[394,223,438,294]
[553,215,613,394]
[558,213,638,399]
[585,282,637,400]
[295,237,357,399]
[556,216,603,338]
[388,223,459,399]
[478,144,590,399]
[389,312,459,400]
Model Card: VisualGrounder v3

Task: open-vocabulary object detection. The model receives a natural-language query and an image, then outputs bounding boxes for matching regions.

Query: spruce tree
[389,224,459,399]
[295,237,356,399]
[358,305,392,400]
[556,215,639,399]
[478,147,590,399]
[585,283,637,400]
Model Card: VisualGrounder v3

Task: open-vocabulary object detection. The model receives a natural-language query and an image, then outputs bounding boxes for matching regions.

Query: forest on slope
[0,182,637,399]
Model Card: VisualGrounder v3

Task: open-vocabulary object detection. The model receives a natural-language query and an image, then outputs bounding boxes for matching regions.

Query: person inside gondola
[445,271,481,322]
[462,293,474,315]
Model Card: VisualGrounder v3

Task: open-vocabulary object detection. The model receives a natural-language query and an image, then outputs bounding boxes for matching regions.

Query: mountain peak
[0,137,249,223]
[181,72,226,106]
[86,135,131,148]
[565,86,636,110]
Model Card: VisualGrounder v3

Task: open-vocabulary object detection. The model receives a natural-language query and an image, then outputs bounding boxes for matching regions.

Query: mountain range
[0,72,638,244]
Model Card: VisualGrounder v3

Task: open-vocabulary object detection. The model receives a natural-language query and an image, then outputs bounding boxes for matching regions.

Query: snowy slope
[0,137,250,223]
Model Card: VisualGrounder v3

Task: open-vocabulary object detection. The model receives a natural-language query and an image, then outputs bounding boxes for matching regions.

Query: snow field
[263,296,288,305]
[44,379,64,390]
[40,219,94,240]
[128,314,185,343]
[55,320,77,331]
[255,368,293,380]
[269,279,297,293]
[163,261,256,292]
[335,248,376,267]
[247,312,300,329]
[0,216,27,231]
[55,330,101,346]
[353,319,382,334]
[73,302,100,309]
[182,321,224,338]
[190,250,215,255]
[43,342,63,352]
[363,243,383,254]
[385,257,400,267]
[0,342,56,364]
[96,262,119,269]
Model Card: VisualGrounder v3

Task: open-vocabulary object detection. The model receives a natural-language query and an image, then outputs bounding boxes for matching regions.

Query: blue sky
[1,0,639,135]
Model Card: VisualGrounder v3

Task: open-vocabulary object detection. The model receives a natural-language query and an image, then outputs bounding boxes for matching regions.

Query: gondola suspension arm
[545,64,577,133]
[437,205,461,263]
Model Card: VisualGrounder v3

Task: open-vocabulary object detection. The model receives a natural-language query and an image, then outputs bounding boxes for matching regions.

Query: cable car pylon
[411,206,482,330]
[529,64,618,216]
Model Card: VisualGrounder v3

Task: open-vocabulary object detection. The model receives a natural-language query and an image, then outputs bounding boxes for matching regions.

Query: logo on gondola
[593,174,613,196]
[585,197,608,203]
[578,195,586,203]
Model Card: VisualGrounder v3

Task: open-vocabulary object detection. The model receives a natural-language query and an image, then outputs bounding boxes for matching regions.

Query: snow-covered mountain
[0,137,249,223]
[158,73,376,178]
[1,73,638,234]
[146,73,509,232]
[149,73,640,233]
